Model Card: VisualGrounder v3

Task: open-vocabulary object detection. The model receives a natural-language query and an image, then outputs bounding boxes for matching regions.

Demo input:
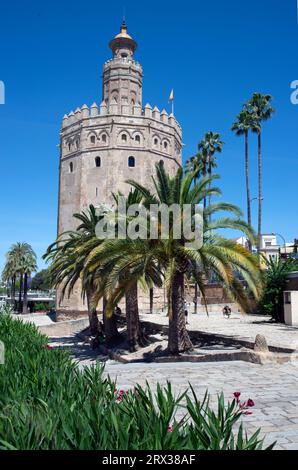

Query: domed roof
[114,24,133,40]
[109,21,137,53]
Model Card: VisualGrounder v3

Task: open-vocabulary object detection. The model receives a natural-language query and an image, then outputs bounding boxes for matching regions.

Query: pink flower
[243,411,252,415]
[43,344,53,350]
[233,392,241,399]
[167,426,173,433]
[246,399,255,408]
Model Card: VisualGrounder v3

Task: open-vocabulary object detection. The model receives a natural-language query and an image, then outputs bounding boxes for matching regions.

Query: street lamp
[250,197,264,202]
[272,232,286,256]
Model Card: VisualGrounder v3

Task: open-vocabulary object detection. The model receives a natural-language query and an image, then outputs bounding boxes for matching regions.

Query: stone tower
[57,22,183,313]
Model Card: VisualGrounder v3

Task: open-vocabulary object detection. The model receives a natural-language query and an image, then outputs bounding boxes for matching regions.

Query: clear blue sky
[0,0,297,274]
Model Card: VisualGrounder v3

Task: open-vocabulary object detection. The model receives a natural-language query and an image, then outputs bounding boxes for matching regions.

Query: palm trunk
[103,297,120,344]
[208,158,212,214]
[125,282,144,352]
[22,272,28,314]
[168,271,192,354]
[18,273,23,313]
[245,131,252,251]
[257,130,262,252]
[194,282,198,314]
[149,287,154,314]
[86,288,100,336]
[12,275,16,311]
[203,165,207,210]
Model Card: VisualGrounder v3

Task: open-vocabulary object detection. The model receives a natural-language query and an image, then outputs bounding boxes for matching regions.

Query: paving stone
[280,442,298,450]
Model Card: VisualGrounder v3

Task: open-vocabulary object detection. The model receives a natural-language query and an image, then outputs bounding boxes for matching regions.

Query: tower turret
[109,20,137,58]
[103,21,142,112]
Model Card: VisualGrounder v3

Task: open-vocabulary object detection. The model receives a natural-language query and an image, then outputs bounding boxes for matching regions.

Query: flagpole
[172,99,174,115]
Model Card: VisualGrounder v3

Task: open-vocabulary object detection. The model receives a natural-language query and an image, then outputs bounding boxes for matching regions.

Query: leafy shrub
[0,315,275,450]
[34,302,50,312]
[259,257,298,322]
[0,303,14,315]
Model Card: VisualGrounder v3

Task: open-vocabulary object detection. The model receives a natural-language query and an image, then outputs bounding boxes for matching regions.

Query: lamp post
[272,232,286,258]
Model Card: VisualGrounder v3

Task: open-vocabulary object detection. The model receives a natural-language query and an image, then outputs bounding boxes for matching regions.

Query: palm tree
[84,236,163,351]
[186,149,208,312]
[231,110,257,250]
[245,93,275,252]
[5,243,36,313]
[110,189,154,350]
[198,132,224,210]
[44,205,119,339]
[2,257,17,308]
[22,252,37,314]
[123,162,262,353]
[185,151,206,182]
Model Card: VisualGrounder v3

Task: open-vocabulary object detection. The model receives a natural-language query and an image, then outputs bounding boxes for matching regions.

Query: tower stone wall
[57,22,183,313]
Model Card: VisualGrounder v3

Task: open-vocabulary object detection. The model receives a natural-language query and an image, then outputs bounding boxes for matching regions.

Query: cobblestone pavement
[101,360,298,450]
[140,312,298,351]
[49,311,298,450]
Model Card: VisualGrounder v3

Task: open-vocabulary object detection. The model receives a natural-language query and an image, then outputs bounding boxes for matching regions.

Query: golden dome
[109,21,137,53]
[114,25,132,40]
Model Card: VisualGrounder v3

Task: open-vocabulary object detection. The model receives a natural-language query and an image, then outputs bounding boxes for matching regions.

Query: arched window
[95,157,101,168]
[163,141,168,150]
[101,133,107,143]
[154,138,158,146]
[128,156,135,168]
[76,140,79,150]
[90,135,96,144]
[69,162,73,173]
[68,143,71,151]
[135,134,140,144]
[121,133,127,143]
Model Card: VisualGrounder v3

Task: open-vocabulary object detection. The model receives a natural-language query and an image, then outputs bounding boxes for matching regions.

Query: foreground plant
[0,315,275,450]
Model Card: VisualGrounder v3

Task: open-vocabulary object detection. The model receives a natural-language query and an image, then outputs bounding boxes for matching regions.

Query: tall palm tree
[245,93,275,252]
[185,151,206,182]
[198,132,224,210]
[231,110,257,250]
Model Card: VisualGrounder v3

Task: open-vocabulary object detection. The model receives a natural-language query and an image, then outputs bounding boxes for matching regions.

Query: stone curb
[96,345,298,366]
[141,320,296,354]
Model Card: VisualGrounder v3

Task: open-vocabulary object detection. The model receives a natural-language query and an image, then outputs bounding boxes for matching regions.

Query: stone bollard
[254,334,269,353]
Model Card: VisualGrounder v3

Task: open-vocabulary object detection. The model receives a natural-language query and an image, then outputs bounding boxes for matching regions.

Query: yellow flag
[168,89,174,102]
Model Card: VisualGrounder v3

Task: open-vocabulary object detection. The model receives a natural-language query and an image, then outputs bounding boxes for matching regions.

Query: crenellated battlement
[61,102,182,137]
[103,57,142,71]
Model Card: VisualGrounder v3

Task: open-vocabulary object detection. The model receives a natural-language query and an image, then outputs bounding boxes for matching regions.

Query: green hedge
[0,315,275,450]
